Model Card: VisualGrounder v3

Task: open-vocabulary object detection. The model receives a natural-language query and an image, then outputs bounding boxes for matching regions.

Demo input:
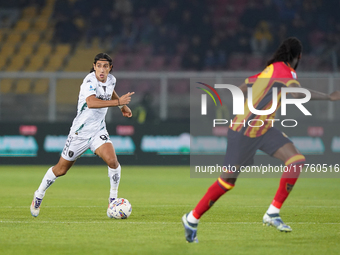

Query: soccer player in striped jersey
[182,37,340,242]
[30,53,135,217]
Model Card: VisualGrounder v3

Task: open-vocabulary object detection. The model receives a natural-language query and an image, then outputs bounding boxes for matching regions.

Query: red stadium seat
[167,55,182,71]
[245,55,264,71]
[228,53,245,70]
[112,54,128,71]
[147,56,165,71]
[114,79,132,94]
[139,45,152,56]
[132,80,151,93]
[176,43,188,54]
[127,55,146,71]
[234,0,247,16]
[299,55,320,71]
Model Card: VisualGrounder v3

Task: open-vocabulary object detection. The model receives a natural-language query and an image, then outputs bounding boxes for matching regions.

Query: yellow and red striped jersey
[230,61,300,137]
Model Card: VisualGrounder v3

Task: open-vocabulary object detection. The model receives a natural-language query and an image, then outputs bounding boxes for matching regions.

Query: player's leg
[181,170,239,243]
[91,131,121,204]
[95,142,121,202]
[186,170,239,224]
[95,142,122,219]
[182,130,257,243]
[260,128,305,231]
[269,142,305,213]
[36,157,75,197]
[30,134,85,217]
[30,157,75,217]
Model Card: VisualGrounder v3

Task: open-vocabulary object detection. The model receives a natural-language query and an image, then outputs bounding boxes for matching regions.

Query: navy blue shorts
[223,127,292,167]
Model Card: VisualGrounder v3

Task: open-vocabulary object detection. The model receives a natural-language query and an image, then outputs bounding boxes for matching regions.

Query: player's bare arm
[86,92,135,108]
[329,91,340,101]
[288,82,340,101]
[111,89,121,101]
[111,90,134,118]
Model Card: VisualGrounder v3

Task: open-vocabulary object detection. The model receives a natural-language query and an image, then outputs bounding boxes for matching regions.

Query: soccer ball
[107,198,132,219]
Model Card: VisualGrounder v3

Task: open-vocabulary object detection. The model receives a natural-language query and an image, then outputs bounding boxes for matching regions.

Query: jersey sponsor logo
[97,94,111,101]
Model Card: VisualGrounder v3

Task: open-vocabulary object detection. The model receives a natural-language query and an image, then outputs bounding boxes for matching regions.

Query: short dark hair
[90,53,113,73]
[266,37,302,67]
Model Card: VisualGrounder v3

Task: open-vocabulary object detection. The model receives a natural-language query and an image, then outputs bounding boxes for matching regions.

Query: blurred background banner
[0,120,339,168]
[0,0,340,165]
[0,122,190,165]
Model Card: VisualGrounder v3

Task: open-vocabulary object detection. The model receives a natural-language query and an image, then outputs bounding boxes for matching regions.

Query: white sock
[187,211,199,224]
[36,167,57,199]
[108,165,121,199]
[267,204,280,214]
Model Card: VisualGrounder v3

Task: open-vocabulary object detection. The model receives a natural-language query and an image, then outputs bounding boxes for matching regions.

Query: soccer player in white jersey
[30,53,135,217]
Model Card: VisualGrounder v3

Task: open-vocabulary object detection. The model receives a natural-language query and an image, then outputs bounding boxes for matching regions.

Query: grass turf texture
[0,166,339,255]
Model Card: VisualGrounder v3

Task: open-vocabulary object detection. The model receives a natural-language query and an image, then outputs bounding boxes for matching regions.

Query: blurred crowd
[2,0,340,71]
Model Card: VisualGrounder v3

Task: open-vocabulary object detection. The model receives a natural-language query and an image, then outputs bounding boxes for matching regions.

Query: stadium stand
[15,79,32,94]
[32,78,49,94]
[0,78,13,94]
[0,0,338,124]
[0,0,338,75]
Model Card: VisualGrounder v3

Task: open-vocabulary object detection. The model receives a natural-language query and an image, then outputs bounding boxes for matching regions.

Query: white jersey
[69,72,116,138]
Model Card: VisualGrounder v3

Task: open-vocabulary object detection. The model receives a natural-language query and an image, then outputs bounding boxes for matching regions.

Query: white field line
[1,205,339,208]
[0,220,339,225]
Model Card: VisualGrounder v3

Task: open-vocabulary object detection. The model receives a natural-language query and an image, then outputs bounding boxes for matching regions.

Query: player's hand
[121,105,132,118]
[329,91,340,101]
[119,92,135,105]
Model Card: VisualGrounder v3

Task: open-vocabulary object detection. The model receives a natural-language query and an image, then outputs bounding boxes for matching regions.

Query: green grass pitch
[0,165,339,255]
